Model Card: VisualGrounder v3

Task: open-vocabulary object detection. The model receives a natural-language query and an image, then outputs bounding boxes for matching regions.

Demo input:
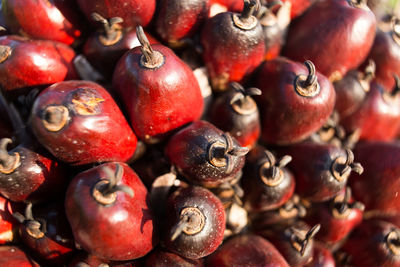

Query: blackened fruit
[65,163,155,261]
[165,120,248,188]
[30,80,137,165]
[201,0,265,91]
[163,186,225,259]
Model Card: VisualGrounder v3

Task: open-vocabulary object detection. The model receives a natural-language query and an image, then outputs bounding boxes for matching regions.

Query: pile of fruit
[0,0,399,266]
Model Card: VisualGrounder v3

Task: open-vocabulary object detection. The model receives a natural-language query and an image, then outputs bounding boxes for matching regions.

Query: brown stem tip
[233,0,258,30]
[387,229,400,255]
[295,61,320,97]
[0,138,20,174]
[229,82,261,115]
[171,207,205,241]
[331,149,363,182]
[259,150,291,187]
[0,45,11,64]
[91,13,123,46]
[136,26,164,69]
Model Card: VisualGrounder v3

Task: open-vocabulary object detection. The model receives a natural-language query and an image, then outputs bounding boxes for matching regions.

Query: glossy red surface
[0,246,39,266]
[0,196,20,244]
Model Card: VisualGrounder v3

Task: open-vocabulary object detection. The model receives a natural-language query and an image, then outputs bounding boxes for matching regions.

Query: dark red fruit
[209,0,244,13]
[0,138,67,202]
[65,163,155,261]
[341,220,400,267]
[112,27,204,143]
[242,146,295,212]
[334,60,375,118]
[0,195,21,244]
[283,0,376,81]
[255,58,335,145]
[206,234,290,266]
[0,246,39,266]
[68,252,109,267]
[165,120,248,188]
[15,203,75,265]
[341,78,400,141]
[0,35,76,93]
[278,143,363,202]
[83,13,158,79]
[77,0,156,28]
[350,141,400,214]
[144,247,203,267]
[208,82,261,149]
[155,0,210,47]
[201,0,265,91]
[305,187,365,244]
[2,0,82,44]
[266,0,315,19]
[163,185,225,259]
[30,80,137,165]
[305,241,335,267]
[360,17,400,92]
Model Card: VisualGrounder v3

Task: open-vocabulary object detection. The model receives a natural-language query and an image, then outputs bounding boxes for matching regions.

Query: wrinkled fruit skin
[206,234,289,266]
[112,44,204,142]
[0,35,77,93]
[65,162,155,261]
[283,0,376,81]
[77,0,156,28]
[30,80,137,165]
[255,57,335,145]
[2,0,82,45]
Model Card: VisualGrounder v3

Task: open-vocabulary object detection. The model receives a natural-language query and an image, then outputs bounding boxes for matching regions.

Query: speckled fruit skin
[156,0,210,46]
[65,162,155,261]
[283,0,376,81]
[350,141,400,214]
[112,44,203,141]
[144,248,204,267]
[254,57,335,145]
[30,80,137,165]
[340,82,400,141]
[76,0,155,28]
[0,35,77,92]
[2,0,82,45]
[163,186,225,259]
[201,11,265,91]
[0,246,39,266]
[207,234,289,266]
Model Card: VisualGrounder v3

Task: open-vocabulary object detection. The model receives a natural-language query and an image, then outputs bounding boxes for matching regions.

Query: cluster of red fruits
[0,0,399,266]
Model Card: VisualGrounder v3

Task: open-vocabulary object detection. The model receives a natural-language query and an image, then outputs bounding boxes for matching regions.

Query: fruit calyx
[0,45,11,63]
[92,164,134,206]
[347,0,368,9]
[279,195,307,219]
[256,1,282,27]
[208,133,249,174]
[229,82,261,115]
[331,148,364,182]
[233,0,259,30]
[0,138,21,174]
[316,111,345,143]
[259,150,292,187]
[386,228,400,255]
[289,224,321,256]
[391,17,400,45]
[358,60,375,92]
[171,206,206,241]
[42,105,69,132]
[294,61,320,97]
[14,203,45,239]
[331,187,365,219]
[136,26,164,69]
[91,13,123,46]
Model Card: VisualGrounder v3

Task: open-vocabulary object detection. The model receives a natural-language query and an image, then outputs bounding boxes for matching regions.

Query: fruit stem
[240,0,258,21]
[291,224,321,256]
[229,82,261,115]
[91,13,123,45]
[331,149,364,181]
[0,138,20,174]
[0,45,11,64]
[170,207,205,241]
[387,229,400,255]
[22,203,45,239]
[294,61,320,97]
[259,151,291,187]
[136,26,164,69]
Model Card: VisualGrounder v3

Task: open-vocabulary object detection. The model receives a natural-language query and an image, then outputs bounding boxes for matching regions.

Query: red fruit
[242,147,295,212]
[208,82,261,149]
[266,0,315,19]
[0,138,67,202]
[283,0,376,81]
[305,187,365,244]
[15,203,75,264]
[83,13,158,79]
[341,220,400,267]
[163,186,225,259]
[360,18,400,92]
[0,35,76,93]
[350,141,400,214]
[305,242,335,267]
[255,58,336,145]
[165,120,248,188]
[278,143,363,202]
[201,0,265,91]
[155,0,210,47]
[210,0,244,13]
[2,0,82,44]
[30,80,137,165]
[65,163,155,261]
[144,247,204,267]
[340,78,400,141]
[112,27,204,143]
[68,252,109,267]
[206,234,290,266]
[0,246,39,266]
[0,196,21,244]
[76,0,155,28]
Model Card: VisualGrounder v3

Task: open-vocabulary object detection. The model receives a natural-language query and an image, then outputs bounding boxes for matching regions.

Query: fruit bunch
[0,0,399,266]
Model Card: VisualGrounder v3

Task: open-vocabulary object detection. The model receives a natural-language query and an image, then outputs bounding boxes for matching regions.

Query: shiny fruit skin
[112,44,203,141]
[65,162,155,261]
[0,246,39,266]
[30,80,137,165]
